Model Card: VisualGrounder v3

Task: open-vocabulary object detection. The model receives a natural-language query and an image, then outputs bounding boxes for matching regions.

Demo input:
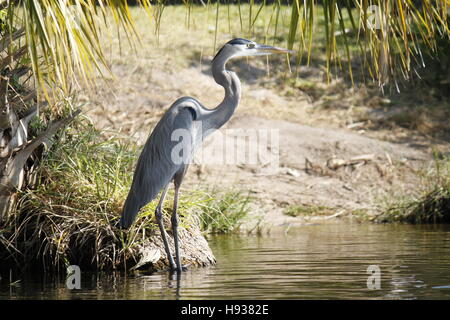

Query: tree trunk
[0,99,80,222]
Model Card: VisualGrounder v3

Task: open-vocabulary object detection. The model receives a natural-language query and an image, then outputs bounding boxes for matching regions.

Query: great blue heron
[119,38,291,272]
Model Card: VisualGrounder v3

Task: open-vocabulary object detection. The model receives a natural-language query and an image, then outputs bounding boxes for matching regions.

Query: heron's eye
[247,43,255,49]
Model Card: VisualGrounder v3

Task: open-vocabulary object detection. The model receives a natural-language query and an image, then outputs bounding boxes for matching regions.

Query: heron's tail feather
[119,191,142,229]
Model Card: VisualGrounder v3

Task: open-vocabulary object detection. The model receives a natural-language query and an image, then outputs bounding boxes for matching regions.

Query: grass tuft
[284,204,334,217]
[377,154,450,224]
[193,189,251,234]
[0,116,251,272]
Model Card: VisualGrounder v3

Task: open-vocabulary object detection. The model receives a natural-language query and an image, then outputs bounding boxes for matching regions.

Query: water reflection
[1,222,450,299]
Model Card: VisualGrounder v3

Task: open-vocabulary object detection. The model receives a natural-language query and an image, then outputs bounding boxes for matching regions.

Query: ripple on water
[2,223,450,299]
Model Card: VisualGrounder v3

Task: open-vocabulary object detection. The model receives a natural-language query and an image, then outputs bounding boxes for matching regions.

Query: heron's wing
[120,100,200,228]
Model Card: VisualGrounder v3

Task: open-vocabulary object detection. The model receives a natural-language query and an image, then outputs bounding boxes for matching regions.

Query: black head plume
[213,38,253,61]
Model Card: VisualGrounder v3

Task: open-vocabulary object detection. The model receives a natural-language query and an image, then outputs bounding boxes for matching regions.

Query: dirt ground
[82,8,448,230]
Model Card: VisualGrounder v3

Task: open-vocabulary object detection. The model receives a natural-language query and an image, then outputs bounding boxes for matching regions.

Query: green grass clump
[0,117,149,271]
[0,116,251,272]
[377,155,450,224]
[193,189,251,234]
[284,204,334,217]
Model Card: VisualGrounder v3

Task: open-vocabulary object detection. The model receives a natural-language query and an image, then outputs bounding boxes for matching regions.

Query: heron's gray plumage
[120,54,242,229]
[119,38,291,271]
[120,100,200,229]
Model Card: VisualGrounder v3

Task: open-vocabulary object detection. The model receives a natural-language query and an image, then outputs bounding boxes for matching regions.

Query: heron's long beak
[255,44,294,54]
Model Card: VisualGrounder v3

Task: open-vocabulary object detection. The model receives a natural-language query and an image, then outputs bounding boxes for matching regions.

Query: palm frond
[5,0,152,98]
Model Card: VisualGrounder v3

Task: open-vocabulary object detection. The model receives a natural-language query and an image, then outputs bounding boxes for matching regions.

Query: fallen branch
[327,154,375,170]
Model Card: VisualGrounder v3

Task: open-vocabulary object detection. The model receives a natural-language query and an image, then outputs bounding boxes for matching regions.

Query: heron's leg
[172,173,184,272]
[155,183,176,270]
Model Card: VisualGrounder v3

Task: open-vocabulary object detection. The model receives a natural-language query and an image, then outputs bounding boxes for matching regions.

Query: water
[1,222,450,299]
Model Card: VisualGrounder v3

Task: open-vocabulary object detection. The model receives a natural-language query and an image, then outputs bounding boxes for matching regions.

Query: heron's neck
[207,56,241,129]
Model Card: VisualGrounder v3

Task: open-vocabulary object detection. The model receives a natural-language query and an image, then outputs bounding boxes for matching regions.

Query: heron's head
[213,38,292,62]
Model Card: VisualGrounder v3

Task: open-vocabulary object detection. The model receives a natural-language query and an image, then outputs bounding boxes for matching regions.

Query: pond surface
[1,222,450,299]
